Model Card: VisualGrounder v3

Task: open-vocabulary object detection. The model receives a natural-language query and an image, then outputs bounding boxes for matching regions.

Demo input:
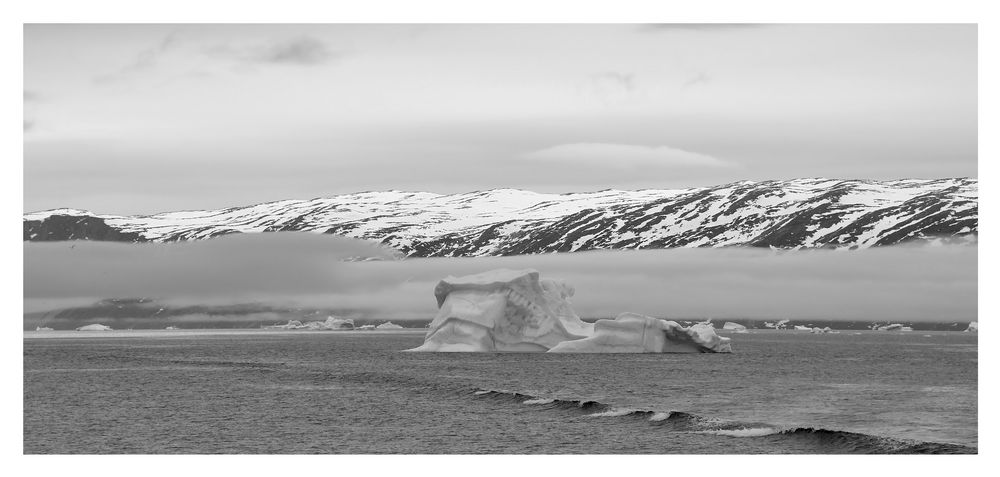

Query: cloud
[94,32,178,84]
[681,72,711,89]
[638,24,767,32]
[585,71,637,103]
[24,90,39,132]
[591,72,635,92]
[207,36,339,66]
[23,234,977,323]
[521,143,732,168]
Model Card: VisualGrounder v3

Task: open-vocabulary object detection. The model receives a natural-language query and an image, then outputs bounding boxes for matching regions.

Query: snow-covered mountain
[23,178,978,257]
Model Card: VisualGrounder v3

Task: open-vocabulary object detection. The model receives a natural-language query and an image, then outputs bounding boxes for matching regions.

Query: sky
[23,24,977,214]
[23,233,977,322]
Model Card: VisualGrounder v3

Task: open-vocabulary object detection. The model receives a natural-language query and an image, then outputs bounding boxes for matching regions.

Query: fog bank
[24,233,977,321]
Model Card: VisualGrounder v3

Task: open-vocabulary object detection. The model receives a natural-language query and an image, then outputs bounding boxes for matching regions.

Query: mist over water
[24,233,976,321]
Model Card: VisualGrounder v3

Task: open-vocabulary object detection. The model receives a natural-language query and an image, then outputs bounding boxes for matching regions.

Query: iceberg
[723,322,747,331]
[965,322,978,332]
[375,321,404,330]
[76,324,112,331]
[793,325,812,331]
[358,324,376,331]
[35,326,54,331]
[265,317,355,330]
[408,269,594,352]
[408,269,730,353]
[877,324,905,331]
[165,326,180,330]
[810,326,833,334]
[265,320,305,330]
[548,313,732,353]
[305,316,355,330]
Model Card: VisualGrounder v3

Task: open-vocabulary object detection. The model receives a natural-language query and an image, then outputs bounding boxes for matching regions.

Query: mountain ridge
[24,177,978,257]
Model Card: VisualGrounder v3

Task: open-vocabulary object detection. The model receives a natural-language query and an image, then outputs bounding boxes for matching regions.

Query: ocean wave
[523,398,556,405]
[470,387,976,454]
[587,408,639,418]
[696,427,781,438]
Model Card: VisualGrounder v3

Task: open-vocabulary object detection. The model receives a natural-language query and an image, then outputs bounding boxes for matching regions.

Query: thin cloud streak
[206,36,340,66]
[522,143,733,168]
[94,32,178,84]
[638,23,769,32]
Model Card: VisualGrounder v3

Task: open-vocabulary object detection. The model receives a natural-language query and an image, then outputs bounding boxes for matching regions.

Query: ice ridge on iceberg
[408,269,731,353]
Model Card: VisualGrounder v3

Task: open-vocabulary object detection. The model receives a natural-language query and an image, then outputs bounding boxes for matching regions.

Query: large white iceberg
[408,269,730,353]
[409,269,593,352]
[548,313,732,353]
[965,322,978,332]
[76,324,112,331]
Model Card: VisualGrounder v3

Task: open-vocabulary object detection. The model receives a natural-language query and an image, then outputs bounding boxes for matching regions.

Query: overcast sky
[24,24,977,214]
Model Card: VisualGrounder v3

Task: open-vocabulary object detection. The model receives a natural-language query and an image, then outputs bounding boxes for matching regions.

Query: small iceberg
[165,326,180,330]
[965,322,978,332]
[265,320,305,330]
[793,325,812,331]
[76,324,112,331]
[722,322,747,331]
[265,316,355,330]
[304,316,355,330]
[35,326,54,331]
[358,324,376,331]
[376,321,404,330]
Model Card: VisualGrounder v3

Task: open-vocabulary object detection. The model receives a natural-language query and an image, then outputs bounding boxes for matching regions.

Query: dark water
[23,330,977,454]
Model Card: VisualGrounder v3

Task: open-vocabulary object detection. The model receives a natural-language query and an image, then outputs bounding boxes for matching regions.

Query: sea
[23,329,977,454]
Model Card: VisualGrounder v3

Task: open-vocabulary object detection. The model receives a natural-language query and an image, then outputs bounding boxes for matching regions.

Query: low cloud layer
[522,143,732,169]
[24,233,977,322]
